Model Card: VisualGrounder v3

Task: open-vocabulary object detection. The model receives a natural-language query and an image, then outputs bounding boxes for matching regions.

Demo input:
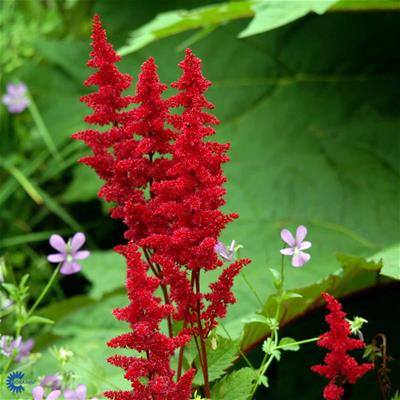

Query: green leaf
[118,2,254,55]
[239,0,339,38]
[278,337,300,352]
[118,0,400,54]
[259,374,269,388]
[193,336,239,385]
[25,315,54,325]
[371,244,400,280]
[262,337,281,360]
[211,367,257,400]
[80,251,126,299]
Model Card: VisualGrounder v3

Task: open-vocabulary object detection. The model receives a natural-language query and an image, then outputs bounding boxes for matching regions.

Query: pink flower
[280,225,311,267]
[47,233,90,275]
[32,386,61,400]
[215,240,236,262]
[2,83,29,113]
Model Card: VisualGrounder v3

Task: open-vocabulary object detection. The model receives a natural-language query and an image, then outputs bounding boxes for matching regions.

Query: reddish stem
[194,270,210,398]
[143,247,173,338]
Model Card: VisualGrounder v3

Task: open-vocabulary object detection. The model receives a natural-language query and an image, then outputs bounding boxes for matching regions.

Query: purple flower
[40,374,62,391]
[0,335,21,357]
[0,335,32,360]
[280,225,312,267]
[15,338,34,362]
[215,240,236,262]
[48,232,90,275]
[32,386,61,400]
[1,83,30,113]
[64,384,99,400]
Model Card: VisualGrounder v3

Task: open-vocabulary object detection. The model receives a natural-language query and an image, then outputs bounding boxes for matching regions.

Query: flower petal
[73,250,90,260]
[7,83,27,95]
[46,390,61,400]
[48,253,66,263]
[292,252,311,267]
[296,225,308,244]
[60,262,81,275]
[280,229,295,246]
[76,384,87,400]
[280,248,294,256]
[32,386,44,400]
[49,235,67,253]
[71,232,86,253]
[299,241,312,250]
[63,389,77,400]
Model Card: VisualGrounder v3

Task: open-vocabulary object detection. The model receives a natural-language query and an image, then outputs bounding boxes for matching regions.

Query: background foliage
[1,0,399,398]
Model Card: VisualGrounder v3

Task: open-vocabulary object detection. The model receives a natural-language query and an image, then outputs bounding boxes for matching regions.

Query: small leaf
[262,337,281,360]
[26,315,54,325]
[211,367,257,400]
[259,374,269,388]
[278,337,300,351]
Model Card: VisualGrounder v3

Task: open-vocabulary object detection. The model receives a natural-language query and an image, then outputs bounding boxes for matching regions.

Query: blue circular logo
[6,371,25,393]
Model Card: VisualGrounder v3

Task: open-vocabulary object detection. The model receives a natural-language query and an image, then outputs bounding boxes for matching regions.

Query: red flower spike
[74,34,251,399]
[81,14,133,126]
[311,293,374,400]
[105,242,193,400]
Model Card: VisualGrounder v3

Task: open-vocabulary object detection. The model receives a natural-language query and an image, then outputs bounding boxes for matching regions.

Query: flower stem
[250,255,287,398]
[194,271,210,399]
[27,264,60,318]
[241,270,263,308]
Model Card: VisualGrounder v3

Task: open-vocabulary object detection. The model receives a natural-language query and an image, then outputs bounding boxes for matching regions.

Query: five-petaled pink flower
[47,233,90,275]
[280,225,311,267]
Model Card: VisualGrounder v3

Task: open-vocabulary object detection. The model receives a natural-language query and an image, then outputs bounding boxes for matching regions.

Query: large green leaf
[80,250,126,299]
[238,0,338,38]
[118,0,400,54]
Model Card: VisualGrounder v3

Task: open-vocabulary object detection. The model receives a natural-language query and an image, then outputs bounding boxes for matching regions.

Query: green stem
[28,95,61,161]
[27,264,60,318]
[250,255,286,398]
[276,337,319,350]
[241,270,263,308]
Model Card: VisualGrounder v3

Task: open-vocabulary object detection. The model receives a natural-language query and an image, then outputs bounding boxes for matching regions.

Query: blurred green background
[1,0,399,398]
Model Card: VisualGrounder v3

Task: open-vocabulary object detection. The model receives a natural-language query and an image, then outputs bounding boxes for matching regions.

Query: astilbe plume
[146,49,250,333]
[311,293,374,400]
[73,16,250,399]
[72,14,133,189]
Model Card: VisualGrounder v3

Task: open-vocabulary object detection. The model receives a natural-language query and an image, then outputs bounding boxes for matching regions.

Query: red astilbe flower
[144,49,250,331]
[72,14,133,184]
[311,293,374,400]
[73,16,195,400]
[105,242,194,400]
[102,57,177,238]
